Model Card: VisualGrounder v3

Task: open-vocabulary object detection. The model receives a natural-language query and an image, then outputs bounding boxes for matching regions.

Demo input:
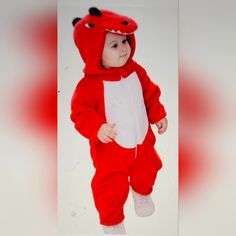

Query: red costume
[71,7,166,226]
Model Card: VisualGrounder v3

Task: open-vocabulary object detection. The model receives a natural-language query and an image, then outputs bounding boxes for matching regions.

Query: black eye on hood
[85,23,95,28]
[122,21,129,25]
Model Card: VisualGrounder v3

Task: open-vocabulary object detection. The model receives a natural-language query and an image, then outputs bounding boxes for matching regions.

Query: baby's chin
[118,56,130,67]
[113,61,128,68]
[102,57,130,69]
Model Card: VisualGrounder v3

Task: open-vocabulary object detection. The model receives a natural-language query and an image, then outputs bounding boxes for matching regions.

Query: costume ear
[89,7,102,17]
[72,17,82,27]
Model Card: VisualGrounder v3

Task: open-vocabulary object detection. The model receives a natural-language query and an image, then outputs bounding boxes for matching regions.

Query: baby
[71,7,167,234]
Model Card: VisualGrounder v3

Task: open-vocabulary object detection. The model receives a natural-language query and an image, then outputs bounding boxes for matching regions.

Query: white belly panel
[103,72,148,148]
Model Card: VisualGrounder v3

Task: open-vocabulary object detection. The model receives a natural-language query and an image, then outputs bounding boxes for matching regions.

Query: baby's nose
[121,45,127,52]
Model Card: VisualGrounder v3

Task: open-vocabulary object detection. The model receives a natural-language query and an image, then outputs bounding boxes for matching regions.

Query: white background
[58,0,178,235]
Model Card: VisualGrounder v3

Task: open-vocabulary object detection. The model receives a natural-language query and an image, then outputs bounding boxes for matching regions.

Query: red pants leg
[129,128,163,195]
[91,170,129,226]
[90,142,134,226]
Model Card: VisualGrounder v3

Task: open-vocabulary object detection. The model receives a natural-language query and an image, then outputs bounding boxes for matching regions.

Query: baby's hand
[156,117,168,135]
[97,123,117,143]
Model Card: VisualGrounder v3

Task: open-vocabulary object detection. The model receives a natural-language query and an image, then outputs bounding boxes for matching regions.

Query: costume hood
[72,7,138,75]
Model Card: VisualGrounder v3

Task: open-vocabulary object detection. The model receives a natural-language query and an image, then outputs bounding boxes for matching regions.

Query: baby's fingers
[106,124,117,139]
[108,130,117,139]
[102,135,113,143]
[158,127,165,135]
[104,131,116,141]
[158,124,167,134]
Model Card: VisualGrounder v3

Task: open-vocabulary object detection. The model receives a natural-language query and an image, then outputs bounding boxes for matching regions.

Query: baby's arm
[97,123,117,143]
[71,78,106,141]
[135,62,167,124]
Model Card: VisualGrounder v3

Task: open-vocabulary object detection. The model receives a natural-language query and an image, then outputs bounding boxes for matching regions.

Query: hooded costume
[71,7,166,226]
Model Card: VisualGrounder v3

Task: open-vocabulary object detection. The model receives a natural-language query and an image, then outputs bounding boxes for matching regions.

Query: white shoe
[132,189,155,217]
[102,222,126,234]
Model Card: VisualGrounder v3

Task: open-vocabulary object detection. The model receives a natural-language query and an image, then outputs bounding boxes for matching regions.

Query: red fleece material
[71,8,166,226]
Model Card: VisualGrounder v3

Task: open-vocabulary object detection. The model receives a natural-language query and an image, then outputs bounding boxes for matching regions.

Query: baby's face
[102,32,131,69]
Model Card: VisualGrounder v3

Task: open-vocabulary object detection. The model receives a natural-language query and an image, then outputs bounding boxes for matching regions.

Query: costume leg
[129,129,162,195]
[90,142,133,226]
[91,168,129,226]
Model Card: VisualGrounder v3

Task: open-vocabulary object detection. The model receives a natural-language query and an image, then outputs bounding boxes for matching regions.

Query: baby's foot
[102,222,126,234]
[132,189,155,217]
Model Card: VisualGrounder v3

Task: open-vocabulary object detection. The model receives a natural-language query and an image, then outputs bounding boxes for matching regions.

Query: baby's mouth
[120,54,128,58]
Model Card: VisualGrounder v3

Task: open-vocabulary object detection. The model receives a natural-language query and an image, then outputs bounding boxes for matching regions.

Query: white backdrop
[58,0,178,235]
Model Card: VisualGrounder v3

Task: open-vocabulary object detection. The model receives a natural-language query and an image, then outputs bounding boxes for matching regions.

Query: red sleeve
[135,62,167,124]
[70,77,106,141]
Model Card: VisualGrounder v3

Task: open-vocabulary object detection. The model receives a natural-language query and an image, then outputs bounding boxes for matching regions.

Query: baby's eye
[122,39,127,44]
[112,44,118,48]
